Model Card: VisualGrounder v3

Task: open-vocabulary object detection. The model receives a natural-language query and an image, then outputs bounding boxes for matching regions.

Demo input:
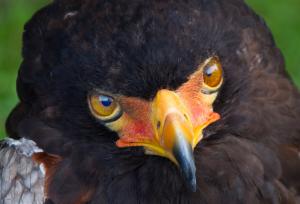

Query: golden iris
[203,57,223,88]
[90,94,117,117]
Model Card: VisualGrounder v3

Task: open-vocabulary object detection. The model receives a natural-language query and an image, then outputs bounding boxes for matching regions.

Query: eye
[88,92,122,122]
[203,56,223,89]
[91,95,116,116]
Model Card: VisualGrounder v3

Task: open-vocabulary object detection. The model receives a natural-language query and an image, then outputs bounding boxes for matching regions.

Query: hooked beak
[116,89,220,191]
[161,112,197,191]
[147,89,219,191]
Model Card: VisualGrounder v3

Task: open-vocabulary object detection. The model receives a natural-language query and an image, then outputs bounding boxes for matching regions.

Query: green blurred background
[0,0,300,138]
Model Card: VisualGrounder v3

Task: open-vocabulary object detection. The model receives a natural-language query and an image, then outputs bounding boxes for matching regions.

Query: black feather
[5,0,300,203]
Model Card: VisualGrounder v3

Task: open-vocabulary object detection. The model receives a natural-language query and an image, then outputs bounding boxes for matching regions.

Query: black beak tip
[181,162,197,192]
[187,175,197,192]
[173,142,197,192]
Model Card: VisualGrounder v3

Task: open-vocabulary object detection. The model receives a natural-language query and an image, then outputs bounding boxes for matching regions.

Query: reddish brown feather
[32,152,62,197]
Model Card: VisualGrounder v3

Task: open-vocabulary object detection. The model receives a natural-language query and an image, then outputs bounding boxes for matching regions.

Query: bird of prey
[1,0,300,203]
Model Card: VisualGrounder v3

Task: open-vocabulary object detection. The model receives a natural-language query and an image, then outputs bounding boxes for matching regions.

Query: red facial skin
[115,65,220,148]
[116,97,154,147]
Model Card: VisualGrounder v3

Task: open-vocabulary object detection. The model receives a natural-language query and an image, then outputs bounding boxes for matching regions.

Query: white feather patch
[6,138,43,157]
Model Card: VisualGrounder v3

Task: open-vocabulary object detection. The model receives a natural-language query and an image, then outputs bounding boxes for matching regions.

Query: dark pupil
[99,96,112,107]
[205,65,217,77]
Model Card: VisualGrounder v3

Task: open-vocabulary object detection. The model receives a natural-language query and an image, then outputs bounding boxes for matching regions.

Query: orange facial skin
[114,97,154,147]
[113,57,222,162]
[114,93,219,162]
[88,56,223,191]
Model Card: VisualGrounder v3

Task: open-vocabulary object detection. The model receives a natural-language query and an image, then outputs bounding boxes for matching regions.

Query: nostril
[184,114,188,120]
[157,121,161,129]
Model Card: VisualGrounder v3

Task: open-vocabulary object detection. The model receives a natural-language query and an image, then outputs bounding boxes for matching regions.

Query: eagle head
[87,56,222,190]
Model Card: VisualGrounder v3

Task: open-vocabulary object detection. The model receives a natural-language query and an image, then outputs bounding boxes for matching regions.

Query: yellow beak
[147,90,196,190]
[116,89,220,191]
[144,89,218,191]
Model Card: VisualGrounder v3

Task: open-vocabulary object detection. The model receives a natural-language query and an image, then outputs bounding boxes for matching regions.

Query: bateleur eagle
[1,0,300,203]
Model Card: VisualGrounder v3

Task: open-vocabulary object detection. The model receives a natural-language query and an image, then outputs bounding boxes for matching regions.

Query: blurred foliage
[0,0,50,138]
[0,0,299,138]
[247,0,300,87]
